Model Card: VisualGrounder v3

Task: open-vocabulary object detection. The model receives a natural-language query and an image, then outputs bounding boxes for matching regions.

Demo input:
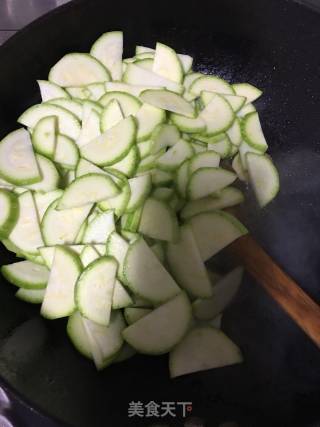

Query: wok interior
[0,0,320,426]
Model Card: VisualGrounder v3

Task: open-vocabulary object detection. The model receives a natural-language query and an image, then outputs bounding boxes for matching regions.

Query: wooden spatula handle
[228,234,320,348]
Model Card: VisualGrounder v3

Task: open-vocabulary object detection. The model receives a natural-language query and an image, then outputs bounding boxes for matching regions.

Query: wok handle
[228,234,320,349]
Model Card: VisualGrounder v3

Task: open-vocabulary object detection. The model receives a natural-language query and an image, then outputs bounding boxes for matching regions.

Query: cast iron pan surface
[0,0,320,426]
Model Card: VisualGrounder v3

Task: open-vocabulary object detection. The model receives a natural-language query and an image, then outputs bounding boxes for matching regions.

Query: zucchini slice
[90,31,123,80]
[167,224,212,298]
[123,237,181,304]
[41,246,82,319]
[49,53,110,86]
[123,292,192,355]
[80,116,136,166]
[58,173,119,209]
[246,152,280,207]
[0,129,41,185]
[188,210,248,261]
[169,326,243,377]
[75,257,117,325]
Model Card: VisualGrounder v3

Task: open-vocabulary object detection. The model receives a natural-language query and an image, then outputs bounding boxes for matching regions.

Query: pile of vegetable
[0,31,279,376]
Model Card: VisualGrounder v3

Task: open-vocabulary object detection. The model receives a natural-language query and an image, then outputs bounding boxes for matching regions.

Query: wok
[0,0,320,426]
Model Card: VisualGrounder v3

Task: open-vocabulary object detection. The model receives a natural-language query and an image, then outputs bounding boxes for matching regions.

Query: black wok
[0,0,320,426]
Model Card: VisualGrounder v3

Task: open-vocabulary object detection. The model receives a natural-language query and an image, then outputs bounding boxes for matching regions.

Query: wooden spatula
[227,234,320,348]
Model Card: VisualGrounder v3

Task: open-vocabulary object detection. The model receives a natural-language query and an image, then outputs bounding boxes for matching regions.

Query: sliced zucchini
[193,266,244,320]
[112,279,133,309]
[135,103,165,142]
[76,158,107,178]
[178,54,193,74]
[152,42,183,83]
[246,152,280,207]
[152,186,174,202]
[199,93,234,136]
[0,129,41,185]
[37,80,70,102]
[9,191,43,255]
[48,98,83,121]
[137,139,152,159]
[18,104,80,140]
[157,139,194,171]
[100,99,124,132]
[80,116,136,166]
[124,63,183,93]
[15,287,46,304]
[124,308,152,325]
[207,135,232,159]
[181,187,244,220]
[167,224,212,298]
[191,141,207,153]
[151,168,174,187]
[232,82,262,104]
[82,211,115,244]
[39,245,85,269]
[34,189,63,221]
[151,123,180,154]
[190,75,234,96]
[123,292,191,355]
[54,134,79,170]
[90,31,123,80]
[49,53,110,86]
[175,159,190,199]
[67,311,92,359]
[100,91,141,116]
[25,154,60,192]
[200,91,246,113]
[105,82,163,97]
[1,260,49,289]
[32,116,57,159]
[188,210,248,261]
[189,151,220,175]
[75,257,117,326]
[123,237,180,304]
[80,245,100,267]
[171,113,206,134]
[126,173,152,212]
[0,189,19,239]
[76,109,101,147]
[134,58,154,70]
[108,145,139,177]
[82,311,125,370]
[150,242,165,263]
[141,89,194,117]
[241,112,268,152]
[121,206,143,233]
[98,178,131,218]
[139,197,179,242]
[226,117,242,146]
[188,167,236,200]
[137,150,164,173]
[232,153,248,182]
[41,246,82,319]
[86,83,106,101]
[184,72,202,90]
[238,140,261,170]
[41,199,92,245]
[58,174,119,209]
[106,231,129,282]
[169,326,243,377]
[237,103,256,118]
[66,85,92,100]
[82,100,103,118]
